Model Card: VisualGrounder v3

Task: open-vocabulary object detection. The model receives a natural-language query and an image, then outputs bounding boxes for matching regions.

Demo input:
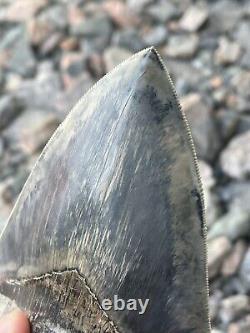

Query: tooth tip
[140,47,165,70]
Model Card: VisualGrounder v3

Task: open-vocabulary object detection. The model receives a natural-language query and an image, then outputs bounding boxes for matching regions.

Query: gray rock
[216,110,239,141]
[39,4,68,31]
[142,25,168,47]
[3,110,60,155]
[87,53,105,78]
[237,115,250,135]
[209,291,223,321]
[219,182,250,214]
[208,207,250,241]
[72,13,112,52]
[70,13,112,38]
[55,72,94,117]
[13,63,62,111]
[165,34,199,59]
[234,21,250,54]
[181,93,220,161]
[208,236,232,279]
[0,95,24,131]
[103,47,132,72]
[40,32,63,55]
[112,28,146,52]
[179,5,209,32]
[0,137,3,158]
[0,27,36,77]
[0,182,12,232]
[60,52,86,89]
[127,0,153,12]
[220,130,250,179]
[1,169,30,205]
[146,3,179,22]
[209,1,243,33]
[231,70,250,99]
[0,69,4,90]
[27,5,67,51]
[240,248,250,291]
[220,295,250,324]
[167,60,203,92]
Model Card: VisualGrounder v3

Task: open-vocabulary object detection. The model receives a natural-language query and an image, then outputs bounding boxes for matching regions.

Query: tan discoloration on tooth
[2,270,120,333]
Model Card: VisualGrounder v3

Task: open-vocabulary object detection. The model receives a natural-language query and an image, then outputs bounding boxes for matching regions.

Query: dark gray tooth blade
[0,48,210,333]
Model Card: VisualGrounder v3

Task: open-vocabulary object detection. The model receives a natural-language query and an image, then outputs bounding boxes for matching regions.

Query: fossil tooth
[0,48,211,333]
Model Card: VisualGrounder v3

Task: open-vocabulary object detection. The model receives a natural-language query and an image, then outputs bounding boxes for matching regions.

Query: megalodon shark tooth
[0,47,211,333]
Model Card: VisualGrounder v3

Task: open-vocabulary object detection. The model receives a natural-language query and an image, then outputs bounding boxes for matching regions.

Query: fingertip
[0,310,30,333]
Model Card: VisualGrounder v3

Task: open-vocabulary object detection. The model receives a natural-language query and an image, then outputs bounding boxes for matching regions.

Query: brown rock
[222,240,247,277]
[60,52,85,89]
[179,5,208,32]
[208,236,231,279]
[27,18,53,46]
[103,0,139,28]
[67,5,85,27]
[0,0,48,22]
[87,54,105,78]
[210,75,223,89]
[60,37,79,51]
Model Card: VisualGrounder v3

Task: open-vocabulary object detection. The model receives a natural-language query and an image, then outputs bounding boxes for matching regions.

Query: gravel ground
[0,0,250,332]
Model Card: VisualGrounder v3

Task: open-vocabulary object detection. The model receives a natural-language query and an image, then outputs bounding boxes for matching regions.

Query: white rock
[199,160,218,227]
[215,37,241,65]
[208,236,231,279]
[179,5,209,32]
[220,295,250,324]
[220,130,250,179]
